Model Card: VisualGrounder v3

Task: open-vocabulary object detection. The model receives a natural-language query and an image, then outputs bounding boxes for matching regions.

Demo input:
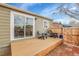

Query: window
[25,18,33,37]
[44,21,47,28]
[11,12,35,40]
[14,14,25,38]
[43,20,49,30]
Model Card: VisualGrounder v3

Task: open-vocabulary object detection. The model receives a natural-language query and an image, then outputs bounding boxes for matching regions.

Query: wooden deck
[11,38,62,56]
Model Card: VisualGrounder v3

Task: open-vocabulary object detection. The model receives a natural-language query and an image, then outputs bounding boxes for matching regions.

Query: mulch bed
[47,44,79,56]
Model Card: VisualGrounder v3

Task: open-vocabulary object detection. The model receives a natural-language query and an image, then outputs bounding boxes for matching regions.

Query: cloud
[39,4,59,19]
[40,7,68,24]
[69,17,79,26]
[19,3,37,10]
[69,7,77,10]
[40,4,79,25]
[39,7,54,19]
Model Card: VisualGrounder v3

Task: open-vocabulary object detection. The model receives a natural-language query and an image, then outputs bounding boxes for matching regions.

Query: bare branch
[51,3,79,20]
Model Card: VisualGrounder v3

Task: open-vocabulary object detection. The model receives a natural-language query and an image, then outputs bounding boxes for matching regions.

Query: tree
[50,3,79,26]
[51,3,79,22]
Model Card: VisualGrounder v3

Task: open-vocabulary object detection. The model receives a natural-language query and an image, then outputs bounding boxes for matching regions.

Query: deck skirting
[34,40,63,56]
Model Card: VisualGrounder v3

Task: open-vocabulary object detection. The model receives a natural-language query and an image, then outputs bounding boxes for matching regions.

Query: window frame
[43,20,49,30]
[14,14,25,39]
[10,11,35,41]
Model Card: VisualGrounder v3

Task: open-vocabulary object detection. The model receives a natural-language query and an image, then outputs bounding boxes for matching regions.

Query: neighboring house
[50,22,63,34]
[0,4,53,55]
[50,22,63,29]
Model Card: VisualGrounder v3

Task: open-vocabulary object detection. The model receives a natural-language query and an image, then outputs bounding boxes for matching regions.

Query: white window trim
[10,11,35,41]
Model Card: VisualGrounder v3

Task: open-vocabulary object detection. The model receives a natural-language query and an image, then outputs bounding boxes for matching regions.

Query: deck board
[11,38,62,56]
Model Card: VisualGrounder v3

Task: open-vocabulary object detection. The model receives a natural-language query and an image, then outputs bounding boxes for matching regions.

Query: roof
[0,3,53,21]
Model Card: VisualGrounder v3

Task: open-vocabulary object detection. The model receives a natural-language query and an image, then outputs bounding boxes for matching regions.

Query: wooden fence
[51,27,79,46]
[63,27,79,46]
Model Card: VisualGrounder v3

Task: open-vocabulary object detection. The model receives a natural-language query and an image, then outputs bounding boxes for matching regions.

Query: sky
[8,3,79,25]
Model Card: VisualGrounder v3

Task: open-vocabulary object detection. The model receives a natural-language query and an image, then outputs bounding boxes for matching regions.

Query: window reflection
[14,14,25,38]
[26,18,33,37]
[14,14,34,39]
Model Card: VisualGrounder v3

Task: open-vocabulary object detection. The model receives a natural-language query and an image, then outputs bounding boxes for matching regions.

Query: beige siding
[35,17,44,36]
[35,17,52,36]
[0,5,52,55]
[0,6,11,55]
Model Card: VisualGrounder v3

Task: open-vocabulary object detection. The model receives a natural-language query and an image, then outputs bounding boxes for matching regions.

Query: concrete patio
[11,37,62,56]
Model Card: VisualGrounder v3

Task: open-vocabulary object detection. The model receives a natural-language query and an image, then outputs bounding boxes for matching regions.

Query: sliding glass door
[14,14,25,39]
[25,18,33,37]
[12,12,35,40]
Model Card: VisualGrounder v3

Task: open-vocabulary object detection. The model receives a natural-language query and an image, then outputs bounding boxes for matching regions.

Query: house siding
[0,6,11,55]
[35,17,44,36]
[35,17,52,36]
[0,5,52,55]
